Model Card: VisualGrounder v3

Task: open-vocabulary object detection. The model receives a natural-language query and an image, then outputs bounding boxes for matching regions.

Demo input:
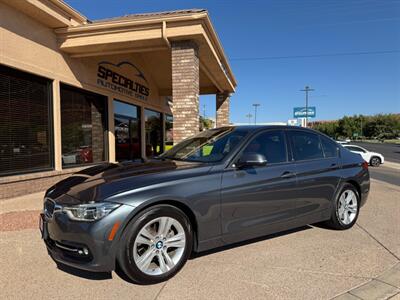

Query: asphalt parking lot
[1,179,399,300]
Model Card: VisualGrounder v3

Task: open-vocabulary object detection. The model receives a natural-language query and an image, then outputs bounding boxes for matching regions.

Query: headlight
[63,202,121,221]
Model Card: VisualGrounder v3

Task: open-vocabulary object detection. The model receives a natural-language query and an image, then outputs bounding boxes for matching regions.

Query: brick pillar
[216,92,230,127]
[171,40,200,143]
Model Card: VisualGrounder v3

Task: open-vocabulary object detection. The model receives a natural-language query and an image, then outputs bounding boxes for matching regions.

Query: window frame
[231,129,290,168]
[60,83,109,169]
[319,135,340,159]
[0,65,54,177]
[113,99,142,162]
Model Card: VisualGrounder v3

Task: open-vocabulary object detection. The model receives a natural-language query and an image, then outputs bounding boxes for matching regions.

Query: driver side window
[242,130,287,164]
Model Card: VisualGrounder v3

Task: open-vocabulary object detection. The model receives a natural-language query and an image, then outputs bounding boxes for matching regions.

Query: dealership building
[0,0,236,199]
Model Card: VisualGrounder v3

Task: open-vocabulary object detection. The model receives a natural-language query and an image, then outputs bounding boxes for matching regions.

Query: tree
[313,113,400,140]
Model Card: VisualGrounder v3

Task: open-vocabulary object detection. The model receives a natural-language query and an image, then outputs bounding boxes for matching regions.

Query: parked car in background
[343,144,384,167]
[336,139,351,144]
[40,126,370,284]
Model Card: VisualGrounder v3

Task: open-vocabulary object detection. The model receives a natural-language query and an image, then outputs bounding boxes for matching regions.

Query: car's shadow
[190,225,312,259]
[55,224,313,284]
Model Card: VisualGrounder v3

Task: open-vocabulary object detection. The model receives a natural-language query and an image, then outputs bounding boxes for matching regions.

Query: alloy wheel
[337,190,358,225]
[133,216,186,276]
[371,157,380,167]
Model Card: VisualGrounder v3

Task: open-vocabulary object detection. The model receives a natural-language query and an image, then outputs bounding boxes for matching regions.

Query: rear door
[287,130,341,221]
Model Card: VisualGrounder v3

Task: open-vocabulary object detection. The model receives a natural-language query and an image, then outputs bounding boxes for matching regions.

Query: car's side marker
[108,221,121,241]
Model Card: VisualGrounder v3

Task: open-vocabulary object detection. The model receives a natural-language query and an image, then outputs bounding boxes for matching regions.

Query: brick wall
[0,167,88,200]
[171,40,200,143]
[216,92,230,127]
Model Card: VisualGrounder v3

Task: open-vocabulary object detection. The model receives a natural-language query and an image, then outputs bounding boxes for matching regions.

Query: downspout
[162,21,171,48]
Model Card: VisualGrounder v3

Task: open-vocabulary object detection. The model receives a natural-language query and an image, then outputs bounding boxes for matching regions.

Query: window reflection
[61,85,107,166]
[114,100,141,161]
[145,109,163,157]
[165,114,173,151]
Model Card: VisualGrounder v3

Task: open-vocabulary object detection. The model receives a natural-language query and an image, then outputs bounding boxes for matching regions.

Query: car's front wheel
[325,183,360,230]
[118,205,193,284]
[370,156,381,167]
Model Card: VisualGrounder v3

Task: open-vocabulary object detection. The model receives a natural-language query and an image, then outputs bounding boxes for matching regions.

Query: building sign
[293,106,316,118]
[97,61,150,101]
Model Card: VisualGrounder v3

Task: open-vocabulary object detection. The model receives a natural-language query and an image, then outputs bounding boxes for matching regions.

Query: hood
[46,160,210,204]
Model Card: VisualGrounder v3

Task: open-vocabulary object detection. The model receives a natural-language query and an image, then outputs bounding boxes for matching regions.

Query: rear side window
[242,130,287,164]
[288,131,324,161]
[320,136,339,158]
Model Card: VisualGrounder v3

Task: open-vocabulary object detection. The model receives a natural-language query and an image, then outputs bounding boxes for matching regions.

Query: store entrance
[114,100,141,161]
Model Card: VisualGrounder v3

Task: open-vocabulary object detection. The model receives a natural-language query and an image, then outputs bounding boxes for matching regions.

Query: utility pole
[252,103,261,125]
[300,86,314,127]
[245,113,253,124]
[203,104,206,118]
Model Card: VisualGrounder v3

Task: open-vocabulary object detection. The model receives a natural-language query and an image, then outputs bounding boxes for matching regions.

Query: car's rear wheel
[325,183,360,230]
[370,156,381,167]
[118,205,193,284]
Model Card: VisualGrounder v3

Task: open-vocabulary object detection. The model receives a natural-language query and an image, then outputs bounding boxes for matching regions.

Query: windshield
[159,127,247,163]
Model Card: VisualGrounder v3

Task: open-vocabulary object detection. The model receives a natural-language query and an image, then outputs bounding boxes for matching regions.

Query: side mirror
[236,153,267,168]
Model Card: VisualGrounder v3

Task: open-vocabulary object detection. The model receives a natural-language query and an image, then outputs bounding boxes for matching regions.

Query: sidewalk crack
[356,223,400,261]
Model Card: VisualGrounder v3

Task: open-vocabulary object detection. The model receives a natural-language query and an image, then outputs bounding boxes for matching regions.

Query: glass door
[145,109,163,157]
[114,100,141,161]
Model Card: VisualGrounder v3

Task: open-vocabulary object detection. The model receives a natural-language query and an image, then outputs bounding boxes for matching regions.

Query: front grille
[44,198,55,219]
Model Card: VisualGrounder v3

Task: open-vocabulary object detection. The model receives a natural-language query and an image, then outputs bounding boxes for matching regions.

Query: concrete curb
[332,263,400,300]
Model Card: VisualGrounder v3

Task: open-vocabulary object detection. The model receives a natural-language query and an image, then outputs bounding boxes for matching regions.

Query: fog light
[83,248,89,255]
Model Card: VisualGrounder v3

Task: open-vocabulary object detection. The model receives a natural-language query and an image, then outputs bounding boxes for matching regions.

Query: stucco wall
[0,2,169,113]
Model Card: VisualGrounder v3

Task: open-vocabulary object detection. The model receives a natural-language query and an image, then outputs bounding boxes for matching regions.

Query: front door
[220,129,299,244]
[114,100,141,161]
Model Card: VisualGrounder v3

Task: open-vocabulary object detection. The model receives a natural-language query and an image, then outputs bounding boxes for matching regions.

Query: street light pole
[252,103,260,125]
[300,86,314,127]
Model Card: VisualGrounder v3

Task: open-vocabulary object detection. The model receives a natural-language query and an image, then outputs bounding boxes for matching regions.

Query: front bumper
[40,203,135,272]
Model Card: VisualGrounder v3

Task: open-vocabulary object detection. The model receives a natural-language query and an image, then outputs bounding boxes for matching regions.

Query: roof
[90,9,207,23]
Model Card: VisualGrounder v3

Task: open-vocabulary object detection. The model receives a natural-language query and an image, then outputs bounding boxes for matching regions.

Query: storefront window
[0,66,53,175]
[60,84,107,167]
[165,114,173,151]
[114,100,141,161]
[145,109,163,157]
[0,65,52,175]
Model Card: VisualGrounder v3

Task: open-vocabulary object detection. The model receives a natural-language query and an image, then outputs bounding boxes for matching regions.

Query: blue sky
[65,0,400,123]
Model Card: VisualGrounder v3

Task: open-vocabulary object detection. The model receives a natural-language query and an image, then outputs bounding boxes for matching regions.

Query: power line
[230,50,400,61]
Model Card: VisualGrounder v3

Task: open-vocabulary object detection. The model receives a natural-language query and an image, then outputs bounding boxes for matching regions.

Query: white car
[336,139,351,144]
[343,144,384,167]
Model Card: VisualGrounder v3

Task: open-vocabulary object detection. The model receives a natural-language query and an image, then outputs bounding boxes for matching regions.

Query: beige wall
[0,2,172,170]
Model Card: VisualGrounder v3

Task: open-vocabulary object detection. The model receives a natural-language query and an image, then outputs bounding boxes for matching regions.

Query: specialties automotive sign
[97,61,150,101]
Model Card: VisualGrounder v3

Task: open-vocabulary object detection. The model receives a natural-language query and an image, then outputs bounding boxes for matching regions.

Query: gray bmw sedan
[40,126,370,284]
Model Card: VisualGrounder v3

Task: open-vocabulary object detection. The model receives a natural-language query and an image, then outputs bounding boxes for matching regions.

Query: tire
[370,156,381,167]
[325,183,360,230]
[117,204,193,284]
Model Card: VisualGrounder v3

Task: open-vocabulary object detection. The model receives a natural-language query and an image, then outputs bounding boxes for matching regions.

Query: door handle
[281,171,296,179]
[329,163,338,170]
